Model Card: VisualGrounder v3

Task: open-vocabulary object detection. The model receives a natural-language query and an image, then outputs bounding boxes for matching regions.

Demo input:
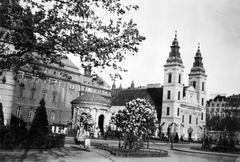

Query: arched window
[178,91,181,100]
[167,90,171,99]
[189,115,192,124]
[168,73,172,83]
[178,74,181,84]
[192,81,196,89]
[201,112,204,120]
[177,108,180,116]
[182,115,184,123]
[202,98,204,106]
[202,82,205,91]
[166,107,170,116]
[16,106,22,118]
[196,117,198,125]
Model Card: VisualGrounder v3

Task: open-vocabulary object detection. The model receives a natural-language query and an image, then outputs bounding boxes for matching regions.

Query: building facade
[111,33,207,140]
[161,33,207,140]
[0,58,112,129]
[206,95,227,119]
[225,94,240,117]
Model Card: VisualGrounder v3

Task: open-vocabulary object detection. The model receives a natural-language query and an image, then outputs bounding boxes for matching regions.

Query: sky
[69,0,240,100]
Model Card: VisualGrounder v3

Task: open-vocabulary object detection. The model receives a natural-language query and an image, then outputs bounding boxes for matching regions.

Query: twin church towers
[161,31,207,139]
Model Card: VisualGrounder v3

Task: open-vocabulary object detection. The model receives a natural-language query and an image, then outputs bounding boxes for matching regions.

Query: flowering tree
[79,113,95,131]
[111,98,157,149]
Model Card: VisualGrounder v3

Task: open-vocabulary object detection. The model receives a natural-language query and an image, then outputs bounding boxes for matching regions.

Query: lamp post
[202,125,206,148]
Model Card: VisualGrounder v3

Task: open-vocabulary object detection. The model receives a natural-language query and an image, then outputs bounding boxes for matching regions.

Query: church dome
[71,92,110,105]
[190,66,205,73]
[166,56,183,64]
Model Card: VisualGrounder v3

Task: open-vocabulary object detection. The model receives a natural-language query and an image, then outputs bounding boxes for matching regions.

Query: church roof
[165,31,183,66]
[111,87,163,106]
[71,92,110,105]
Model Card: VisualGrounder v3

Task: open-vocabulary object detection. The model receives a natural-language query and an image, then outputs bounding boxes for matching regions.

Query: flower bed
[93,143,168,157]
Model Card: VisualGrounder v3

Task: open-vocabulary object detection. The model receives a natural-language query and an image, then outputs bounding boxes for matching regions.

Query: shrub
[29,99,49,140]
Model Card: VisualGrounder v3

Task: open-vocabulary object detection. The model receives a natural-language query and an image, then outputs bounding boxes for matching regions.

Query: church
[111,32,207,140]
[161,32,207,140]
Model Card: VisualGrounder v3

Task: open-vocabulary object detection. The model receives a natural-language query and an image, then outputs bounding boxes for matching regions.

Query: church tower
[188,44,207,123]
[162,31,184,125]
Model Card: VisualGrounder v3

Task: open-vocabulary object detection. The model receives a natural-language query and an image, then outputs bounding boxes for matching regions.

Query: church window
[178,91,180,100]
[166,107,170,116]
[202,82,205,91]
[167,90,171,99]
[192,81,196,89]
[182,115,184,123]
[177,108,180,116]
[189,115,192,124]
[178,74,181,84]
[168,73,172,83]
[196,117,198,125]
[16,106,22,118]
[201,113,204,120]
[202,98,204,106]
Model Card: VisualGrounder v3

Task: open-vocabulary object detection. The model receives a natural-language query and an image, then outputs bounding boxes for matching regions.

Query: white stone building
[161,32,207,140]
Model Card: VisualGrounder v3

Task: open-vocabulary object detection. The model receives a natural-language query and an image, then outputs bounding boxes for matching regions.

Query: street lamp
[202,125,206,148]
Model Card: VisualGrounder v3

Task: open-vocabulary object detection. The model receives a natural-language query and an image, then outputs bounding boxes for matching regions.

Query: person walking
[77,122,86,149]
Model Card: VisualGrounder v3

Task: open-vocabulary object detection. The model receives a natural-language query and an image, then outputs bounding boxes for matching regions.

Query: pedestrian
[94,127,99,138]
[77,122,86,148]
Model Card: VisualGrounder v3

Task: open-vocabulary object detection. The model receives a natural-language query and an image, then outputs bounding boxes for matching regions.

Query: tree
[0,0,145,80]
[79,112,95,131]
[220,116,240,138]
[206,115,222,130]
[29,98,49,138]
[111,98,157,149]
[206,115,240,138]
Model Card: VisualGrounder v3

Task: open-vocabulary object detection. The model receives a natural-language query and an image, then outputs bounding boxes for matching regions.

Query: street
[0,139,239,162]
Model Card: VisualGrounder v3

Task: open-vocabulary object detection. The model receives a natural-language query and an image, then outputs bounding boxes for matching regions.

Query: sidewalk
[0,137,239,162]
